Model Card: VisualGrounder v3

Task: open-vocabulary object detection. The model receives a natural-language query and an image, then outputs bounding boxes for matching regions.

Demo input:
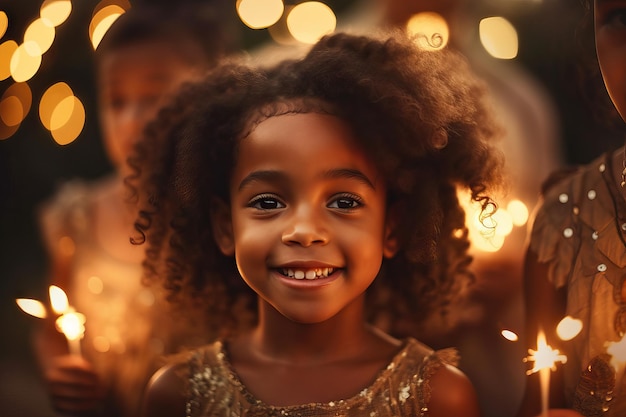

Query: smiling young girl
[130,30,505,416]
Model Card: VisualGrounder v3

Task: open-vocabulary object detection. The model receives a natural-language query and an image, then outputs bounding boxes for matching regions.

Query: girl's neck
[246,298,394,364]
[225,298,402,407]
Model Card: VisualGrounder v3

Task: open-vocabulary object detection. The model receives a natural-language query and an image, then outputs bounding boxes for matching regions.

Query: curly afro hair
[128,29,505,339]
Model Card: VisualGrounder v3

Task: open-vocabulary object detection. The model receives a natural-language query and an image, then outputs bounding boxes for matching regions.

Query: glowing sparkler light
[525,331,567,373]
[524,330,567,416]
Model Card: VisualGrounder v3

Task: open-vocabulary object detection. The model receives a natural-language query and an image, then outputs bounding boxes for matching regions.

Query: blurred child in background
[33,2,238,416]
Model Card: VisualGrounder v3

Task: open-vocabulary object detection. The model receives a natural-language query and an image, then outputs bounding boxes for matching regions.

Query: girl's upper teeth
[283,268,334,279]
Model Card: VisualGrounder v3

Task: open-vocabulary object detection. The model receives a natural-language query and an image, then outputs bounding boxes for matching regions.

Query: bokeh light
[0,77,26,140]
[479,16,519,59]
[24,17,56,56]
[237,0,284,30]
[10,43,42,82]
[0,82,32,127]
[40,0,72,28]
[458,189,529,253]
[508,199,529,226]
[287,1,336,44]
[40,81,73,130]
[50,95,85,145]
[39,81,85,145]
[0,41,19,81]
[0,11,8,39]
[268,6,298,46]
[556,316,583,341]
[89,4,125,50]
[501,329,519,342]
[0,118,19,140]
[406,12,449,51]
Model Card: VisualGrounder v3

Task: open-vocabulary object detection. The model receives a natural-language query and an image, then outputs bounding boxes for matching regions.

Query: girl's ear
[210,198,235,256]
[383,203,400,259]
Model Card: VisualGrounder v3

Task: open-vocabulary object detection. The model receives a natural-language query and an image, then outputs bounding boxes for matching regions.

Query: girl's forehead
[233,112,382,185]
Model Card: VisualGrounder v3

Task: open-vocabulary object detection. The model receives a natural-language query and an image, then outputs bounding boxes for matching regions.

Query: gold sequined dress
[529,149,626,416]
[185,337,458,417]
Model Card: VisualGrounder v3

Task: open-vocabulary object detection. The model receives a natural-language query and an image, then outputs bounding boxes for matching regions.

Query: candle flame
[15,298,47,318]
[524,330,567,375]
[606,334,626,371]
[49,285,69,314]
[55,308,86,341]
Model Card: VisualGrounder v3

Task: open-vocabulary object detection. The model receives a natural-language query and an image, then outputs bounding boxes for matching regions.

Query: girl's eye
[328,194,362,210]
[248,195,285,210]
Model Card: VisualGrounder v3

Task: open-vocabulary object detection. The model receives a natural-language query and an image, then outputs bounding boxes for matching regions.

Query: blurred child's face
[595,0,626,121]
[215,112,398,324]
[98,41,204,174]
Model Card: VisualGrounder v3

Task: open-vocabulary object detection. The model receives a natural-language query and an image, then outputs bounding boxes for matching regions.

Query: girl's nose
[281,208,329,247]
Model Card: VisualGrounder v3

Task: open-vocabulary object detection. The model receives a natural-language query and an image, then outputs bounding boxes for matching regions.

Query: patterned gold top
[185,337,458,417]
[529,149,626,416]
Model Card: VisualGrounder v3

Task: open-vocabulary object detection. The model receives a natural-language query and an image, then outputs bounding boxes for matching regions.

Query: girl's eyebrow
[238,170,284,190]
[322,168,375,189]
[237,168,376,190]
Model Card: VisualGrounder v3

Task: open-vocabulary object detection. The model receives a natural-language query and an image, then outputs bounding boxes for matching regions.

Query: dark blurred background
[1,0,624,416]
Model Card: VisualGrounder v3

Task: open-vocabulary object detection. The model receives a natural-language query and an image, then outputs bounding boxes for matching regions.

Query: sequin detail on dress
[185,338,458,417]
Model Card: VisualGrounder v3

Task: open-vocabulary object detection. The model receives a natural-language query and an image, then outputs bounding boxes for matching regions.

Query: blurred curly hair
[128,30,505,339]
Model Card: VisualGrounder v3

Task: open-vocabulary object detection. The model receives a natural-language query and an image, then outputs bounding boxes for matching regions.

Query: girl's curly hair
[128,30,505,339]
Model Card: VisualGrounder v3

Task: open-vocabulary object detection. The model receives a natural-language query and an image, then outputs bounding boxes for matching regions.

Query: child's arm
[427,363,481,417]
[140,362,188,417]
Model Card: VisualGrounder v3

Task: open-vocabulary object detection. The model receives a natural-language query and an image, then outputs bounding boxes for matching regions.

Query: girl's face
[98,41,204,175]
[215,112,398,324]
[595,0,626,121]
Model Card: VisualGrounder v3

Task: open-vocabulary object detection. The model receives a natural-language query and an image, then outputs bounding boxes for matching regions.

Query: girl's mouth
[281,267,335,280]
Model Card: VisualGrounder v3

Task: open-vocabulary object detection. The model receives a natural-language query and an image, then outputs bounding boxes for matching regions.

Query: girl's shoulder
[141,358,191,417]
[381,338,479,417]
